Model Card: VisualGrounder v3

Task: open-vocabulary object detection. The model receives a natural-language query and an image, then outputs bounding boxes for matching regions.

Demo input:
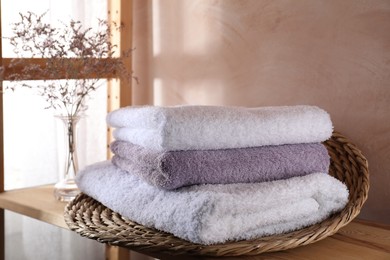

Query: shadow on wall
[133,0,390,224]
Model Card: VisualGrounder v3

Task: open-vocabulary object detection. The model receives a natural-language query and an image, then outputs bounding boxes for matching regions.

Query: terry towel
[107,105,333,151]
[111,141,330,190]
[76,161,349,245]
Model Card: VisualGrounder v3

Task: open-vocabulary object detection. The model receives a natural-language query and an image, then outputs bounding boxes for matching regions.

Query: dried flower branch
[1,11,136,117]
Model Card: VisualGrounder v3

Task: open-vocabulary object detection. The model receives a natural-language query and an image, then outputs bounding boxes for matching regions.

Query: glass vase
[54,115,81,201]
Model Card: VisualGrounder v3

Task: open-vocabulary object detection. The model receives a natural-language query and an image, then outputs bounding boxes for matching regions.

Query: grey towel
[111,141,330,190]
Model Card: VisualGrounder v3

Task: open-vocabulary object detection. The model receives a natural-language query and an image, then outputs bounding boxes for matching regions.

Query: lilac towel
[111,141,330,190]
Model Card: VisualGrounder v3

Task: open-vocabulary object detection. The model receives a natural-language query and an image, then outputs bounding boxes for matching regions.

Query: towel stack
[76,105,349,245]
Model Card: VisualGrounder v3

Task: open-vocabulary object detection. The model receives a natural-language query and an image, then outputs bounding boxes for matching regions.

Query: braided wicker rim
[64,132,369,256]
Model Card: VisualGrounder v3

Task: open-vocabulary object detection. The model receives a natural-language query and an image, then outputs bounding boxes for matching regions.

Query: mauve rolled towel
[110,141,330,190]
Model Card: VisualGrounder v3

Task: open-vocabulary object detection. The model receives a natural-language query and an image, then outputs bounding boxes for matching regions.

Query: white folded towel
[106,105,333,151]
[76,161,348,245]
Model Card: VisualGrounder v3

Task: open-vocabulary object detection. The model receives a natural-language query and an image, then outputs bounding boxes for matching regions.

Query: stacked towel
[107,105,333,151]
[76,105,348,245]
[77,162,348,244]
[110,141,330,190]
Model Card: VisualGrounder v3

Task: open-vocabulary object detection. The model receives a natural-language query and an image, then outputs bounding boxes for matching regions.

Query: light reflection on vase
[54,115,81,201]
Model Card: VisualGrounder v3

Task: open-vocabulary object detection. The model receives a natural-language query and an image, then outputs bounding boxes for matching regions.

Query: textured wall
[133,0,390,224]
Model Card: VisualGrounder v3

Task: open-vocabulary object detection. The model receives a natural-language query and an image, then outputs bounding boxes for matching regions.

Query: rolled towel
[107,105,333,151]
[76,161,349,245]
[111,141,330,190]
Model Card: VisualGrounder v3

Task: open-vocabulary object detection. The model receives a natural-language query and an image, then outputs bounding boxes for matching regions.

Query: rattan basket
[64,132,369,256]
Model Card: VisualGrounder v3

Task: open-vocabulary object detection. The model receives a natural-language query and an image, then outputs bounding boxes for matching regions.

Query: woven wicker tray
[64,132,369,256]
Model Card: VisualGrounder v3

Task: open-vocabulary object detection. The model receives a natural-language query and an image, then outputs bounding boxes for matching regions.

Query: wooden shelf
[1,185,389,259]
[0,185,68,229]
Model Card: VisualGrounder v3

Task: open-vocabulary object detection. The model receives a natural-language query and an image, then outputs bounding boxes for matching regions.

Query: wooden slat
[118,0,133,108]
[0,185,68,229]
[107,0,133,160]
[0,80,3,194]
[0,0,4,194]
[1,3,5,260]
[108,0,133,108]
[0,209,4,260]
[105,1,133,258]
[2,58,122,80]
[107,80,120,159]
[106,80,120,159]
[106,245,131,260]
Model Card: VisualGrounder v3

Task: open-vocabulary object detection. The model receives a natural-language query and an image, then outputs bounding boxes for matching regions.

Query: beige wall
[133,0,390,224]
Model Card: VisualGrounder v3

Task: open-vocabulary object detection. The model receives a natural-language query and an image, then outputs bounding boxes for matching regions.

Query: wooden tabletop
[0,185,68,229]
